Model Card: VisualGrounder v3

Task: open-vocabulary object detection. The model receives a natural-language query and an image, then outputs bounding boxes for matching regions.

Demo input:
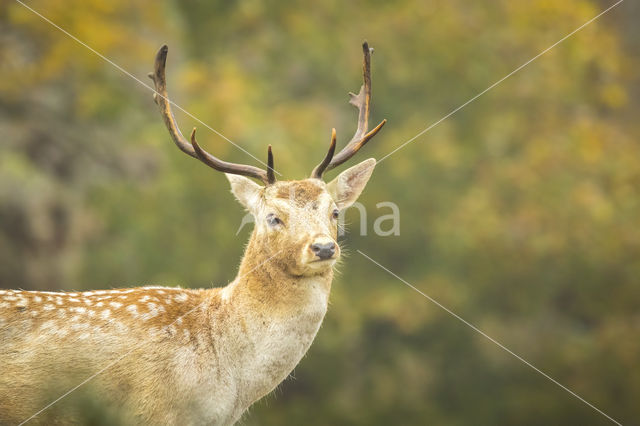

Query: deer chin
[301,257,337,276]
[283,255,337,277]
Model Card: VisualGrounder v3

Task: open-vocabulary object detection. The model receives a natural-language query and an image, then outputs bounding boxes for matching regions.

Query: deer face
[227,158,376,276]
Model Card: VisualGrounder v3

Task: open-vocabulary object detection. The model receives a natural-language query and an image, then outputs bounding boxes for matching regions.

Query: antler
[312,42,386,179]
[148,45,276,185]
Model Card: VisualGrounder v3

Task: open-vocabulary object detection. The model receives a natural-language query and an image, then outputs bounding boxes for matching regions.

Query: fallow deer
[0,42,386,425]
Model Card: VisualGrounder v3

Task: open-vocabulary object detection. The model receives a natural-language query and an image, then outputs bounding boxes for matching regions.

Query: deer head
[148,43,386,278]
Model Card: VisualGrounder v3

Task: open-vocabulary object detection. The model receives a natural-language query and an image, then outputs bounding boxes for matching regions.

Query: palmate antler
[148,45,276,185]
[311,42,387,179]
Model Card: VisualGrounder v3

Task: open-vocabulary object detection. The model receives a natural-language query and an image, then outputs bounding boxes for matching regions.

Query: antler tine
[267,145,276,185]
[311,128,337,179]
[149,45,275,185]
[190,129,271,185]
[148,45,198,159]
[322,42,386,175]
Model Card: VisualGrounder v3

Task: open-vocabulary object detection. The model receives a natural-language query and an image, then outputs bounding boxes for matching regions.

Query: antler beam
[149,45,275,185]
[312,42,387,179]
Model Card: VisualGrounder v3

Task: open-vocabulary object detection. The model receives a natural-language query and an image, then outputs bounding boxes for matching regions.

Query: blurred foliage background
[1,0,639,424]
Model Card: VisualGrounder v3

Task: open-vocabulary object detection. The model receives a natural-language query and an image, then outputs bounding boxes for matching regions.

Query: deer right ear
[226,174,263,211]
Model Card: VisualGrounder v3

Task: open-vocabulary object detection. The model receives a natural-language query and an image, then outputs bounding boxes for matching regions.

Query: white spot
[109,301,123,309]
[78,332,90,340]
[34,296,43,303]
[100,309,111,320]
[83,299,92,305]
[183,329,190,340]
[67,293,79,296]
[94,290,108,295]
[118,295,127,300]
[175,293,188,303]
[43,304,55,311]
[0,302,10,309]
[39,320,56,333]
[157,290,166,295]
[55,297,63,305]
[141,303,159,321]
[68,298,81,303]
[87,310,96,317]
[126,305,139,317]
[113,321,127,333]
[55,327,69,337]
[5,296,18,302]
[71,307,86,314]
[75,324,88,332]
[71,320,88,331]
[176,317,183,325]
[96,302,104,307]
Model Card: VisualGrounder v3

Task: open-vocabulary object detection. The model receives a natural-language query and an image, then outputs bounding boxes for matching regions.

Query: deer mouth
[308,258,337,266]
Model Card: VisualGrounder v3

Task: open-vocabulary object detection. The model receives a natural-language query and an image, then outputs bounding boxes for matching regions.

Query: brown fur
[275,180,325,206]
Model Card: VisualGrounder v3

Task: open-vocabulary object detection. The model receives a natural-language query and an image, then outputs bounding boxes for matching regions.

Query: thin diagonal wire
[357,250,622,425]
[13,0,282,176]
[376,0,623,165]
[18,249,284,425]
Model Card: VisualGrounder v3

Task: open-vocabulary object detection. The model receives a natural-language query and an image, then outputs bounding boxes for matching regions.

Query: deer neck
[217,234,333,411]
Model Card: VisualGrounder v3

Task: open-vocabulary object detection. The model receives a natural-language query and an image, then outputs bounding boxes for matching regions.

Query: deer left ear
[226,174,263,211]
[327,158,376,209]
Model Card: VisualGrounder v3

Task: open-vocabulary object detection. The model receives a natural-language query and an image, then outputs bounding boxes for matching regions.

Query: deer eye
[332,209,339,220]
[266,213,283,227]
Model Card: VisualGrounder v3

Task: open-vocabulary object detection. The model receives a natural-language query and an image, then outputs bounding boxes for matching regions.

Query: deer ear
[327,158,376,209]
[226,174,262,211]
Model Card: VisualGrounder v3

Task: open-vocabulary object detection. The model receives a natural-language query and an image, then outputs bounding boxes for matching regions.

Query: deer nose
[310,242,336,260]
